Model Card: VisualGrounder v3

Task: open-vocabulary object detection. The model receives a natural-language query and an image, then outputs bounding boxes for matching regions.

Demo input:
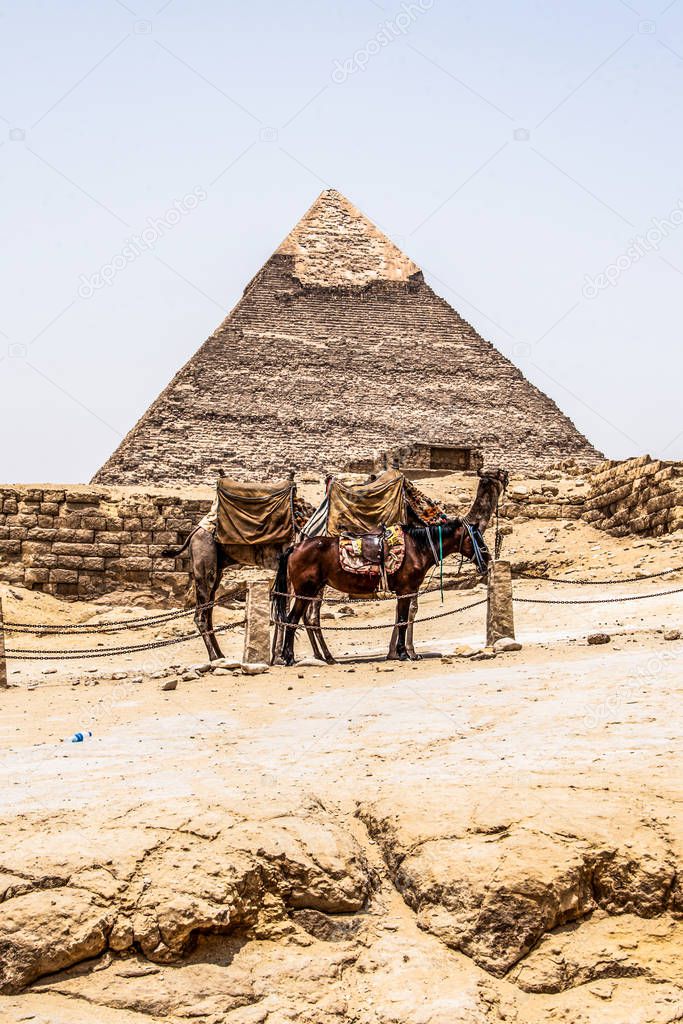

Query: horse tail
[161,526,201,558]
[272,546,293,628]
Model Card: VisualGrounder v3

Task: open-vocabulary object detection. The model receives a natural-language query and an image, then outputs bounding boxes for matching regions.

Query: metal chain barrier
[514,586,683,606]
[272,596,488,633]
[4,592,246,635]
[518,565,683,586]
[4,553,681,660]
[5,618,245,660]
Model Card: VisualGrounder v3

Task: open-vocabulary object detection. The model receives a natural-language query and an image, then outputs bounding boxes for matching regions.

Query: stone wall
[346,443,484,474]
[499,488,586,521]
[0,485,211,603]
[583,456,683,537]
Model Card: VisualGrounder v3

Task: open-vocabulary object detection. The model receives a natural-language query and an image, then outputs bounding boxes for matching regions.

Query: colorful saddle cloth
[338,524,405,579]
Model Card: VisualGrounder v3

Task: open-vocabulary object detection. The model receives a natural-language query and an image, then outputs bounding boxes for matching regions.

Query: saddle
[358,527,386,565]
[338,524,405,586]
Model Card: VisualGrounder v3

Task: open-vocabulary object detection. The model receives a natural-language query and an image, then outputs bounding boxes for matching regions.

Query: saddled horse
[273,469,508,665]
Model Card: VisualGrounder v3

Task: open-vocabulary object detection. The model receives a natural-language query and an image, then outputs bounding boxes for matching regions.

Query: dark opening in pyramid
[93,189,600,485]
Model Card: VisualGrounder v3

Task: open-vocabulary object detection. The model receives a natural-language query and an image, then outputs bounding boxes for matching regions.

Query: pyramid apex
[275,188,421,287]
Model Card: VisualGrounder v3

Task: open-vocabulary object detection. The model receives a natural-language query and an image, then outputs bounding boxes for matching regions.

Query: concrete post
[486,560,515,647]
[243,581,272,667]
[0,596,8,689]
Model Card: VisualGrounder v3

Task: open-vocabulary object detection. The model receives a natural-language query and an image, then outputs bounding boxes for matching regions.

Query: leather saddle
[358,527,386,565]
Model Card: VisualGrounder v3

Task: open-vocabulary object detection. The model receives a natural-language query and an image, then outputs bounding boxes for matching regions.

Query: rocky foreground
[1,522,682,1023]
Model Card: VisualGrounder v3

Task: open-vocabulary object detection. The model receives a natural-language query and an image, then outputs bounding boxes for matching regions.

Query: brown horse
[273,469,508,665]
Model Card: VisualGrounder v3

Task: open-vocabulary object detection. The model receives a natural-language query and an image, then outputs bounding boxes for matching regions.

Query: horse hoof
[325,656,337,665]
[398,652,409,662]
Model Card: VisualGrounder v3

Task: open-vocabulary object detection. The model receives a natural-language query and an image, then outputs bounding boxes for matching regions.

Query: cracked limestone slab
[358,782,679,977]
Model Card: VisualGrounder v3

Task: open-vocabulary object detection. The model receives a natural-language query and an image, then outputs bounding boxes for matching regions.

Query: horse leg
[271,587,287,665]
[303,598,324,662]
[387,604,400,660]
[282,596,308,667]
[405,596,420,660]
[274,584,324,666]
[392,595,413,661]
[191,531,223,661]
[306,589,336,664]
[271,618,284,665]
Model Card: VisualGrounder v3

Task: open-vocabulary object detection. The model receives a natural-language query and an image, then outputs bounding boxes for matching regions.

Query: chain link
[270,578,481,604]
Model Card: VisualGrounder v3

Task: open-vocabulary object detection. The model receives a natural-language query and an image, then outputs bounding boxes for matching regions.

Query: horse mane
[402,517,463,549]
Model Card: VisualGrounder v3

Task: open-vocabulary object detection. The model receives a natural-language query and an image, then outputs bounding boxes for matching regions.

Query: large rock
[509,911,683,993]
[358,784,677,977]
[0,889,113,993]
[0,811,372,991]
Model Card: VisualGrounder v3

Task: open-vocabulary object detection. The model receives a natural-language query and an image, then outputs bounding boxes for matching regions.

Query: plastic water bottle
[69,731,92,743]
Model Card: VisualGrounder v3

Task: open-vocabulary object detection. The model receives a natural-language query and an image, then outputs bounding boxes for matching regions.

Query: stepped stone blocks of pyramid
[93,190,601,486]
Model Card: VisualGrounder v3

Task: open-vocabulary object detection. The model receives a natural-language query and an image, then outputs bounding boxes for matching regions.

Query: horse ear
[477,467,483,478]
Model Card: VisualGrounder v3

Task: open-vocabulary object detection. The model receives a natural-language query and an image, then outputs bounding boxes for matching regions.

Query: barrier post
[0,595,7,689]
[243,581,272,666]
[486,560,515,647]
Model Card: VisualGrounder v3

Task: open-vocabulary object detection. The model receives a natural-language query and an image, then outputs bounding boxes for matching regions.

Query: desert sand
[1,508,682,1023]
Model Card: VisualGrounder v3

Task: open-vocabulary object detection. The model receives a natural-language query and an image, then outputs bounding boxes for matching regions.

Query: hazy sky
[2,0,682,482]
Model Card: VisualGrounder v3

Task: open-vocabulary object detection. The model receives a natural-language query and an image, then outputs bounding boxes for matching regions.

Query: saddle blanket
[338,524,405,577]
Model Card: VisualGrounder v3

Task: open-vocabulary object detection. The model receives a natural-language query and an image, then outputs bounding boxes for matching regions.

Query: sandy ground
[1,517,682,1023]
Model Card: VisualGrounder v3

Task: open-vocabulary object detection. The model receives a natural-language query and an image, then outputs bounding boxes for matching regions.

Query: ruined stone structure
[0,485,210,603]
[583,455,683,537]
[93,190,601,486]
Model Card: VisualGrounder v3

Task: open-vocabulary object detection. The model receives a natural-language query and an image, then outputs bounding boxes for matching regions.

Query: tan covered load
[198,478,296,547]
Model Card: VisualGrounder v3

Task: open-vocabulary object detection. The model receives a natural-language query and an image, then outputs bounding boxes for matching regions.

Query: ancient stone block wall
[583,456,683,537]
[346,443,485,474]
[0,485,211,603]
[499,487,586,521]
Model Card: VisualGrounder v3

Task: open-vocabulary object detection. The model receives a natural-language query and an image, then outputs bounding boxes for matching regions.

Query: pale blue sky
[1,0,682,482]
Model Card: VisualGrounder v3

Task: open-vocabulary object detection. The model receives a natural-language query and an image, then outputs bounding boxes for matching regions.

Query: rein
[462,519,489,575]
[424,525,445,601]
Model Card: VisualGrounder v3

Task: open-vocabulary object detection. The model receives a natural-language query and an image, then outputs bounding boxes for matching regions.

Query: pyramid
[93,189,601,485]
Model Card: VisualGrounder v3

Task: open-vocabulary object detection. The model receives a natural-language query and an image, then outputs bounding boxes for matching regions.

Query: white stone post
[243,581,272,668]
[486,560,515,647]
